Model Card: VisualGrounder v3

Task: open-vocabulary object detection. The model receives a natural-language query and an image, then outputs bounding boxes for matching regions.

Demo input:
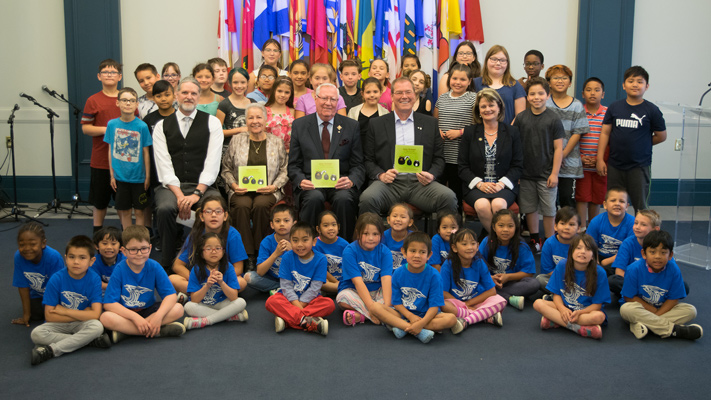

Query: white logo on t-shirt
[452,280,479,300]
[552,255,565,265]
[202,284,221,305]
[292,271,312,292]
[121,284,151,308]
[23,272,46,294]
[600,234,622,254]
[642,285,668,307]
[562,283,586,311]
[61,291,88,310]
[392,251,405,269]
[270,256,282,276]
[493,257,511,274]
[358,262,380,283]
[401,287,426,310]
[325,254,342,275]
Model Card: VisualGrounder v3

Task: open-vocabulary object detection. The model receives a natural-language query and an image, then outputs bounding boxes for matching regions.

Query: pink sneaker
[227,310,249,322]
[578,325,602,339]
[183,317,208,330]
[540,316,560,330]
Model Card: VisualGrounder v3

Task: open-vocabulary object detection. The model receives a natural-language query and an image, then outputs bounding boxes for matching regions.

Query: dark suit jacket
[364,112,444,181]
[458,122,523,196]
[288,113,365,189]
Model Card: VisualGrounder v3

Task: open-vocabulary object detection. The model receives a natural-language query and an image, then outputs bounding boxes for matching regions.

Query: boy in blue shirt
[586,187,634,275]
[537,207,580,291]
[30,236,108,365]
[620,230,702,340]
[99,225,185,343]
[90,226,124,291]
[265,222,335,335]
[609,209,660,297]
[105,87,153,230]
[371,232,458,343]
[246,204,295,293]
[596,66,667,213]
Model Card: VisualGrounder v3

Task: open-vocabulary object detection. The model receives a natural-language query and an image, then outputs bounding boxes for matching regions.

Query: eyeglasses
[203,246,224,253]
[393,90,414,96]
[124,247,150,255]
[524,62,541,67]
[550,76,570,82]
[202,209,225,216]
[259,75,276,81]
[100,71,120,76]
[316,95,338,103]
[489,58,508,65]
[164,73,180,79]
[263,48,280,54]
[457,51,474,57]
[118,99,137,104]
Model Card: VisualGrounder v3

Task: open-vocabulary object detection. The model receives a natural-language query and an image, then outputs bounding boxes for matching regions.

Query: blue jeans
[246,271,280,292]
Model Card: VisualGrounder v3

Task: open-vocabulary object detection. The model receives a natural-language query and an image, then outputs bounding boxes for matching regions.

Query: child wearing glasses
[104,87,152,230]
[100,225,185,343]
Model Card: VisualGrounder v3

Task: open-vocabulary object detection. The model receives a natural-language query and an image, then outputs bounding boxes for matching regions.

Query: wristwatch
[192,189,204,198]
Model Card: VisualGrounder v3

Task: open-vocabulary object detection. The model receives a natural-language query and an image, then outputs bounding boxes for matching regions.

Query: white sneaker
[630,322,648,339]
[451,318,467,335]
[275,316,286,333]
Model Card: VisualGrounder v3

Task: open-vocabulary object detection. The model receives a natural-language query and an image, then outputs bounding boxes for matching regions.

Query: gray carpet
[1,214,710,399]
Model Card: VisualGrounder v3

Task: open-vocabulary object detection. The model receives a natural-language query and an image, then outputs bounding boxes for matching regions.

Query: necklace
[484,129,498,137]
[251,138,264,154]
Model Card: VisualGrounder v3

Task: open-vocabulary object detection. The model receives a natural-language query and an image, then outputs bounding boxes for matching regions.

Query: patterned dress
[265,106,294,151]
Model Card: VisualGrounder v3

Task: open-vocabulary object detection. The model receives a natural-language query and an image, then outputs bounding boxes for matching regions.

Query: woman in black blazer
[458,88,523,233]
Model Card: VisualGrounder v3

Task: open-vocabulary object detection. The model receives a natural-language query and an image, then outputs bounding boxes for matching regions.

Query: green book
[394,145,423,173]
[238,165,267,191]
[311,159,340,188]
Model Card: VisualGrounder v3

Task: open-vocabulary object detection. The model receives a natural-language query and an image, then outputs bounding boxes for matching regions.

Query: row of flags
[217,0,484,96]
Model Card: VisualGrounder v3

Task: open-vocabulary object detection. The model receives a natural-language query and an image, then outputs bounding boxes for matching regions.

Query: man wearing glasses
[360,77,457,216]
[152,77,224,270]
[288,83,364,240]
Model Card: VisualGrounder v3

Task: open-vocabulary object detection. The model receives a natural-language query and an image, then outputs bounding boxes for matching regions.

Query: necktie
[322,121,330,158]
[182,116,191,135]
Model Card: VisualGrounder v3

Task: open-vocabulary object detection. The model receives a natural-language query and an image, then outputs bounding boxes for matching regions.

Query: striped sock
[463,302,506,325]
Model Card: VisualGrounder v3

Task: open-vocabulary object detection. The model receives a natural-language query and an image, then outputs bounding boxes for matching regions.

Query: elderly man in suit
[359,77,457,215]
[288,83,364,240]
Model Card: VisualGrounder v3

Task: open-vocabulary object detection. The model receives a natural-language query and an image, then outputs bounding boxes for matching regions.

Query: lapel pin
[337,125,342,131]
[417,126,422,130]
[478,137,482,141]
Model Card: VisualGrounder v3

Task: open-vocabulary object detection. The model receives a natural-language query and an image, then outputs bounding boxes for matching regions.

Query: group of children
[13,183,702,365]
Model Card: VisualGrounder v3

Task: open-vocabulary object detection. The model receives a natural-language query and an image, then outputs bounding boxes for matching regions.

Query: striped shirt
[580,104,608,172]
[546,97,589,178]
[435,91,476,164]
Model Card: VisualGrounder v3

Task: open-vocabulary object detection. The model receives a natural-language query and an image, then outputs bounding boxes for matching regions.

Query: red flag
[465,0,484,42]
[241,0,254,71]
[308,0,328,64]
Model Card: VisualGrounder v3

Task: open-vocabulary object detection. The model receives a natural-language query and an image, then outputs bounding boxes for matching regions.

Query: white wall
[632,0,711,179]
[0,0,71,176]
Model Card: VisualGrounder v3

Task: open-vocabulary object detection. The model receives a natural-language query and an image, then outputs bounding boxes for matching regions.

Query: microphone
[42,85,58,98]
[20,92,37,103]
[13,104,20,111]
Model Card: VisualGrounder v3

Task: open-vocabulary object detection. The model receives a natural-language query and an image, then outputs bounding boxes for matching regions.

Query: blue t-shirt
[13,246,65,299]
[392,264,444,317]
[43,268,103,310]
[103,117,152,183]
[540,234,570,275]
[382,229,408,270]
[602,99,666,170]
[546,261,611,310]
[586,212,634,259]
[278,251,328,297]
[90,252,126,283]
[104,259,175,309]
[187,263,240,305]
[428,234,450,266]
[338,242,393,292]
[258,233,285,279]
[474,77,526,124]
[178,227,248,266]
[611,236,643,272]
[440,258,495,301]
[479,237,536,275]
[314,237,349,281]
[621,258,686,307]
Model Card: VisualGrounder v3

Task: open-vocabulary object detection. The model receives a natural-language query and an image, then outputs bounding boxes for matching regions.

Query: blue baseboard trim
[3,176,709,207]
[0,176,89,204]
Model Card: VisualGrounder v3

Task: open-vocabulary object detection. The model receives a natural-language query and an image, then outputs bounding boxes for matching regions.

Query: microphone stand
[699,82,711,107]
[50,90,91,218]
[0,107,46,225]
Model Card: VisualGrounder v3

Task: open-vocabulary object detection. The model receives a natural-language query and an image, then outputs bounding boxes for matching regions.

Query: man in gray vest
[152,77,223,269]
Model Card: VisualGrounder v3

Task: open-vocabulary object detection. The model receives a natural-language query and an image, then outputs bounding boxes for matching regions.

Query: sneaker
[577,325,603,339]
[269,289,277,296]
[183,317,208,330]
[111,330,127,344]
[176,292,189,305]
[415,328,435,344]
[542,294,553,301]
[540,316,559,330]
[508,295,524,310]
[528,238,542,254]
[275,316,286,333]
[486,312,503,327]
[300,316,328,336]
[227,310,249,322]
[31,345,54,366]
[158,321,186,337]
[630,322,649,339]
[451,318,467,334]
[672,324,704,340]
[392,327,407,339]
[88,332,112,348]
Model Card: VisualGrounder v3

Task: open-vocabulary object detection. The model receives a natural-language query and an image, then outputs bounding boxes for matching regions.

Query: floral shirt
[265,106,294,151]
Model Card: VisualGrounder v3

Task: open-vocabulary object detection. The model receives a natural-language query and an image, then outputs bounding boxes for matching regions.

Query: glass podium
[659,102,711,269]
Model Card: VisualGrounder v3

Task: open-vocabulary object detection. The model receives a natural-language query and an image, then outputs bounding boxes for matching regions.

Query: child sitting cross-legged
[265,222,335,335]
[371,232,458,343]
